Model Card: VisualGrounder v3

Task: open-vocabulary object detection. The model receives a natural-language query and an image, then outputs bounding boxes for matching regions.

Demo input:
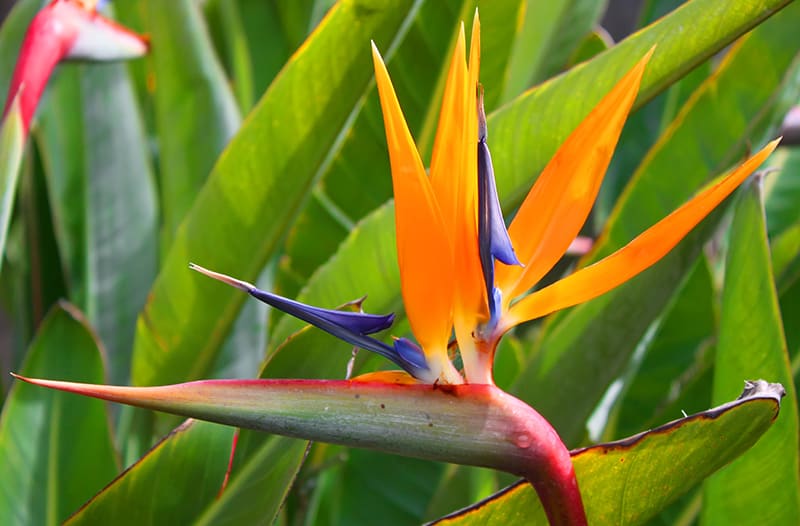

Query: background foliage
[0,0,799,524]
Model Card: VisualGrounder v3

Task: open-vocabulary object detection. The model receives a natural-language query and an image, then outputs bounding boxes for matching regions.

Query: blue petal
[477,90,520,323]
[392,337,429,372]
[189,263,428,379]
[249,289,395,336]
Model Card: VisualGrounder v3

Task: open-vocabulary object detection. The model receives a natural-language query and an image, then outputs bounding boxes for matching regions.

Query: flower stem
[488,388,587,525]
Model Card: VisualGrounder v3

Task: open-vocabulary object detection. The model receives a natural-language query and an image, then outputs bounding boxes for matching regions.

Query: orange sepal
[503,139,780,329]
[496,49,654,304]
[371,44,454,362]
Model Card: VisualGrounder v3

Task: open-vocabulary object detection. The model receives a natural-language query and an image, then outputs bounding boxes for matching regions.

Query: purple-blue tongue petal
[189,263,429,378]
[477,90,520,323]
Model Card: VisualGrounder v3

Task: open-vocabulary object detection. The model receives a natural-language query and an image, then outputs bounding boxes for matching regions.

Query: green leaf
[0,95,24,271]
[434,382,784,525]
[34,68,87,305]
[303,448,444,526]
[81,62,159,385]
[605,257,716,441]
[500,0,606,103]
[131,0,424,388]
[509,0,800,445]
[192,434,307,526]
[701,179,800,524]
[764,146,800,237]
[29,55,158,387]
[145,0,242,248]
[565,28,613,68]
[67,420,234,526]
[0,0,38,99]
[0,303,117,525]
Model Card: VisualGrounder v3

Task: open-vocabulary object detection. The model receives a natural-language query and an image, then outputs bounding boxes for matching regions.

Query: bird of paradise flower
[15,12,779,526]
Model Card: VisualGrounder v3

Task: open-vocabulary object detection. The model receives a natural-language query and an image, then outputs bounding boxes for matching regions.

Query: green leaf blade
[0,95,24,270]
[435,384,784,525]
[701,179,800,524]
[0,303,117,526]
[67,420,234,526]
[146,0,242,247]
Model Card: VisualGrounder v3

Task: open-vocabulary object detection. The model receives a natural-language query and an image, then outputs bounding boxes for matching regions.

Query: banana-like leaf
[0,303,117,525]
[607,257,716,441]
[500,0,606,103]
[66,419,234,526]
[145,0,242,248]
[0,0,39,99]
[23,58,158,386]
[434,381,784,525]
[702,180,800,524]
[0,95,23,270]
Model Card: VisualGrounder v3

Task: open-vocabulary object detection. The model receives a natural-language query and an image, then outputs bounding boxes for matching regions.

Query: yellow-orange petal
[430,25,468,234]
[503,139,780,329]
[371,43,454,365]
[349,371,421,385]
[496,49,654,304]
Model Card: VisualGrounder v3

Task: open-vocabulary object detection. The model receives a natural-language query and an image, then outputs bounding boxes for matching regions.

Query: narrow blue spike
[189,263,429,378]
[477,89,520,324]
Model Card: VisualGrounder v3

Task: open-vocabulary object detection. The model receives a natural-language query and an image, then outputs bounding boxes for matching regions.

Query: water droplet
[515,434,531,449]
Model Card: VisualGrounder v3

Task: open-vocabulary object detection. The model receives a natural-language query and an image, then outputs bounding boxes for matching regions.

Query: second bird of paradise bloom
[15,11,779,526]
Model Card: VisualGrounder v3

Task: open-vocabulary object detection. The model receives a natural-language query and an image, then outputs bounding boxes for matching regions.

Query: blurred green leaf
[145,0,242,248]
[203,0,255,113]
[193,433,307,526]
[435,383,784,525]
[0,303,117,525]
[34,68,86,305]
[29,55,158,387]
[81,62,159,385]
[701,179,800,524]
[67,419,233,526]
[304,448,444,526]
[605,257,716,440]
[0,96,23,270]
[500,0,606,103]
[509,0,800,445]
[566,28,613,68]
[0,0,38,99]
[764,146,800,237]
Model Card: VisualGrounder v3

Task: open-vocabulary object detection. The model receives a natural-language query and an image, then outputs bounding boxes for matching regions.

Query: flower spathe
[2,0,149,134]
